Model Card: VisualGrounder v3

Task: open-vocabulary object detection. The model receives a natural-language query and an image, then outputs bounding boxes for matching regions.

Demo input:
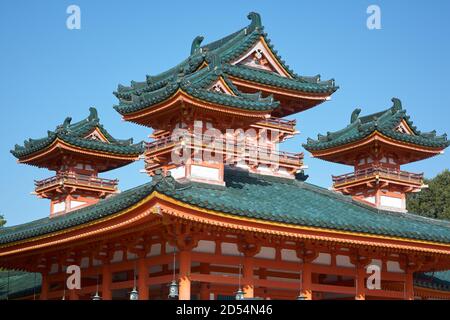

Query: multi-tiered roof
[113,12,337,128]
[304,98,449,211]
[11,107,144,171]
[11,108,144,216]
[304,98,449,162]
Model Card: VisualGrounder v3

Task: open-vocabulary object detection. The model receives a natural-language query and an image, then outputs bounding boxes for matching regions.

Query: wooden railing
[332,167,424,186]
[35,173,118,191]
[145,134,303,166]
[255,117,296,130]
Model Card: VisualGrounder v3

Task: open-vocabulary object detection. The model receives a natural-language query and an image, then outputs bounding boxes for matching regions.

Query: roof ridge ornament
[56,117,72,133]
[151,169,177,191]
[247,12,262,32]
[190,36,204,55]
[350,108,361,123]
[391,97,402,113]
[88,107,99,122]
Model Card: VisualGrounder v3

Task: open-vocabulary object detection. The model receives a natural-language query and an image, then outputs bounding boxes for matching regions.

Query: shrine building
[1,12,450,300]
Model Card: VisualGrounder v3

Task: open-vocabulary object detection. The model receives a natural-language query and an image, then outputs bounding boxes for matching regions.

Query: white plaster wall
[111,250,123,263]
[336,255,354,267]
[147,243,161,257]
[192,240,216,254]
[70,200,86,209]
[221,242,240,256]
[281,249,300,262]
[313,253,331,265]
[170,166,186,180]
[80,257,90,268]
[254,247,276,260]
[53,202,65,213]
[191,165,220,181]
[387,261,404,273]
[380,196,403,208]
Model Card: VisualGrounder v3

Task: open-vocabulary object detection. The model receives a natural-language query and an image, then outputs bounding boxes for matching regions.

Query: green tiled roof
[304,98,450,151]
[11,107,144,159]
[1,168,450,246]
[113,12,337,116]
[114,66,280,115]
[414,271,450,292]
[0,271,41,300]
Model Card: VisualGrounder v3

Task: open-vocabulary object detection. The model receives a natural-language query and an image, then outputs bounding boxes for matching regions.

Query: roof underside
[304,98,450,152]
[113,12,337,116]
[1,168,450,246]
[11,107,144,160]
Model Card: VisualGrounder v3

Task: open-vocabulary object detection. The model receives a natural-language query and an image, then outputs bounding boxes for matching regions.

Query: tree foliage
[407,169,450,220]
[0,214,5,228]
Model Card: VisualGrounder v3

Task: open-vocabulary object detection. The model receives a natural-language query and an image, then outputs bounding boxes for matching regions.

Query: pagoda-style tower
[304,98,449,211]
[11,107,143,216]
[114,12,338,185]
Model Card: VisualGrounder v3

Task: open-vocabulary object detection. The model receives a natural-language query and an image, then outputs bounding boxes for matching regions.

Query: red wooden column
[199,263,210,300]
[138,256,149,300]
[355,266,366,300]
[40,272,49,300]
[243,256,254,298]
[301,262,313,300]
[69,289,79,300]
[179,250,191,300]
[102,263,112,300]
[297,245,317,300]
[405,270,414,300]
[237,237,260,299]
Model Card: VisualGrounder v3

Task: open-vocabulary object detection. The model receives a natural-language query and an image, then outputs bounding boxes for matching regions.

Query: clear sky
[1,0,449,226]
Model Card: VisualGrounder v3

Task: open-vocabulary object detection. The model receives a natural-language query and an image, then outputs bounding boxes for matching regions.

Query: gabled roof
[113,12,337,116]
[114,66,280,115]
[1,168,450,246]
[303,98,450,152]
[11,107,144,161]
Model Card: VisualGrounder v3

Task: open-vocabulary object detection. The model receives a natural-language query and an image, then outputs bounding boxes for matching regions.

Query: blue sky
[1,0,449,226]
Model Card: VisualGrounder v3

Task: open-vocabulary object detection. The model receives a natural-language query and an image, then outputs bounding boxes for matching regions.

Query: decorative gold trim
[19,138,140,164]
[154,193,450,249]
[2,190,449,256]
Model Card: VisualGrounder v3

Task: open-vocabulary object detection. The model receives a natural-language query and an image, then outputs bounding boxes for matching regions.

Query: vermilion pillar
[200,283,210,300]
[301,263,312,300]
[102,263,112,300]
[199,263,210,300]
[405,271,414,300]
[243,256,254,298]
[69,289,79,300]
[179,250,191,300]
[355,267,366,300]
[138,257,149,300]
[40,272,49,300]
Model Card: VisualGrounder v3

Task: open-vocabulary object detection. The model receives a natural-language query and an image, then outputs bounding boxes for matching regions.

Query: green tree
[407,169,450,220]
[0,214,5,227]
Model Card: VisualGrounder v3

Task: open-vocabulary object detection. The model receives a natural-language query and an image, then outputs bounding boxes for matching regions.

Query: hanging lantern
[235,288,245,300]
[168,280,179,299]
[296,293,307,300]
[92,274,102,300]
[129,287,139,300]
[129,260,139,300]
[167,245,179,299]
[92,292,102,300]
